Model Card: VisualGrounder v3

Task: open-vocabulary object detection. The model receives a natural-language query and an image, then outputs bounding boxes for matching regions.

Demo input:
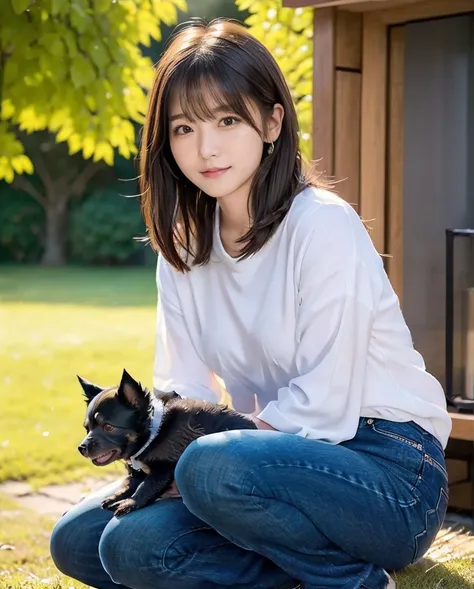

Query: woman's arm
[255,203,383,444]
[154,255,224,402]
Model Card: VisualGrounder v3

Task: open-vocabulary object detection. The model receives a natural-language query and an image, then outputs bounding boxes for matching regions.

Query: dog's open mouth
[91,449,121,466]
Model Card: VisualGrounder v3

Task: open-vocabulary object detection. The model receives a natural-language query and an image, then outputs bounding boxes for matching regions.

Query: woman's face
[168,90,282,201]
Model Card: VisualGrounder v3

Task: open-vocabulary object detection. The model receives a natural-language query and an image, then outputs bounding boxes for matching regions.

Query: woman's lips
[200,167,231,178]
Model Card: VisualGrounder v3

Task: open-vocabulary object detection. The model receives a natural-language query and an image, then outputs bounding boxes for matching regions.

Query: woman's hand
[247,414,277,431]
[160,480,181,499]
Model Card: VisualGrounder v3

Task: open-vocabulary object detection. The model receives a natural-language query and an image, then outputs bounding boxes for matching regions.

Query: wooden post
[312,7,336,175]
[386,26,405,303]
[360,12,388,254]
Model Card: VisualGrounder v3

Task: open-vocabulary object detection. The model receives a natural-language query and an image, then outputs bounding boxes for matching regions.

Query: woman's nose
[198,129,220,160]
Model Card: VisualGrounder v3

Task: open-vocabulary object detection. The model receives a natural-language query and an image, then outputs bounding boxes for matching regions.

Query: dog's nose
[78,444,88,456]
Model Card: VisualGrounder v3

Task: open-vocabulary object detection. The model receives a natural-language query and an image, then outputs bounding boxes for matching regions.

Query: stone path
[1,478,473,565]
[0,477,115,516]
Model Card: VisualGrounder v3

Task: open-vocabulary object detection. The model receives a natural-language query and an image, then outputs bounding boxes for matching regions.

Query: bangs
[167,52,264,134]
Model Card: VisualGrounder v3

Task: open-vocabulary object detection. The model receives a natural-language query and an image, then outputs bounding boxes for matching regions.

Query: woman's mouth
[200,167,231,178]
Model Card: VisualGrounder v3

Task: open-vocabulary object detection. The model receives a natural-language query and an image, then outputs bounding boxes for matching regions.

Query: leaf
[63,31,78,58]
[51,0,66,15]
[157,3,178,26]
[82,134,96,159]
[88,40,109,69]
[68,133,82,155]
[94,0,111,14]
[171,0,187,12]
[71,57,96,88]
[93,141,114,166]
[1,99,15,120]
[56,126,73,142]
[11,155,34,174]
[42,33,65,57]
[12,0,30,15]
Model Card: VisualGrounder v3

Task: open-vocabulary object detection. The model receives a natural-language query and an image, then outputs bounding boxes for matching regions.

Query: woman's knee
[98,511,171,588]
[175,431,255,517]
[50,515,74,575]
[50,506,105,579]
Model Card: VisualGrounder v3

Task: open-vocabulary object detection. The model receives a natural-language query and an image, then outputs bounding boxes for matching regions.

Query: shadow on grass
[0,265,157,307]
[394,558,474,588]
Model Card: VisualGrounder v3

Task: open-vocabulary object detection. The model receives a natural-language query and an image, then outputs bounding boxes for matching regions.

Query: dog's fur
[77,369,257,517]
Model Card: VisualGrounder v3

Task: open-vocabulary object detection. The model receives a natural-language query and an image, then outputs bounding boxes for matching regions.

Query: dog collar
[128,396,165,471]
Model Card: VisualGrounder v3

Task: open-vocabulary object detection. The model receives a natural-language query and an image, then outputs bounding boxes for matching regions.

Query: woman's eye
[174,125,192,135]
[221,117,239,127]
[103,424,115,433]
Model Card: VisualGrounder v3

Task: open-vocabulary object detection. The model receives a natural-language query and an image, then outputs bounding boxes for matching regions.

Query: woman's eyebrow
[169,106,232,122]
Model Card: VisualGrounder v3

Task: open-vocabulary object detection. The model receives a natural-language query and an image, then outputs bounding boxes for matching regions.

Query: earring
[267,141,274,155]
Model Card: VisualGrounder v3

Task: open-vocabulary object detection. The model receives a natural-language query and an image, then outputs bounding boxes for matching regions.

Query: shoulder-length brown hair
[139,18,314,273]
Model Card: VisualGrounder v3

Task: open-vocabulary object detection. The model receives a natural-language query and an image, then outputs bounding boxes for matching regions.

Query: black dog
[77,369,257,517]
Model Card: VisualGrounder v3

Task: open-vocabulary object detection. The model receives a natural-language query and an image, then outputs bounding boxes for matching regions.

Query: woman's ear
[266,103,285,143]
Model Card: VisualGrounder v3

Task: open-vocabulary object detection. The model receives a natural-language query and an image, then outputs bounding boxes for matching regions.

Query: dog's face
[77,369,151,466]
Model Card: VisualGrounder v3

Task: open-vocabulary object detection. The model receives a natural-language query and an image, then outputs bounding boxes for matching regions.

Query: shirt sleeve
[153,255,223,403]
[256,203,383,444]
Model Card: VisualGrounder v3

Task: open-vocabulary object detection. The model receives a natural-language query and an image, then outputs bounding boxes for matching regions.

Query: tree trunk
[41,198,69,266]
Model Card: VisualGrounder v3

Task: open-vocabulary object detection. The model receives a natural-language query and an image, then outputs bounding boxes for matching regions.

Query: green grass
[0,265,473,589]
[0,493,86,589]
[0,492,472,588]
[0,266,157,487]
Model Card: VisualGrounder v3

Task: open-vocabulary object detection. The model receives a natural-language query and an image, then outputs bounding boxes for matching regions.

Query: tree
[0,0,185,264]
[0,0,186,183]
[235,0,313,161]
[12,131,116,265]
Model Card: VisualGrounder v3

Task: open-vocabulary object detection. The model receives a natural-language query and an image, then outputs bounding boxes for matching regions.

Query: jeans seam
[423,453,449,481]
[370,423,423,452]
[161,526,234,576]
[243,463,418,507]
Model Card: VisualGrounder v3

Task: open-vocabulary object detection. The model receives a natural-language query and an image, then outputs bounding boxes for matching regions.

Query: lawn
[0,265,472,589]
[0,265,157,488]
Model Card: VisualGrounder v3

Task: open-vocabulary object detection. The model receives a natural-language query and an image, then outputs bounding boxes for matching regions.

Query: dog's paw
[101,496,119,511]
[112,498,138,517]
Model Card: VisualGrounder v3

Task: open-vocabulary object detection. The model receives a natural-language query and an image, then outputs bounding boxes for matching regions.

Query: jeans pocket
[368,419,425,491]
[412,487,448,563]
[369,419,423,452]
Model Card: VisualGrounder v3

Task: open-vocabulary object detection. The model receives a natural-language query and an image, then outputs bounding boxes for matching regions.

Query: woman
[50,19,452,589]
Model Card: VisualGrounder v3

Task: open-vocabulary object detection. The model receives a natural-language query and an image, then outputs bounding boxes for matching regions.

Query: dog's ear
[154,389,181,405]
[118,369,148,410]
[77,376,103,404]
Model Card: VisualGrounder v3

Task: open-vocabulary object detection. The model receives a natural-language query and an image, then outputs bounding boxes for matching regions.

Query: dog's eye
[103,424,115,432]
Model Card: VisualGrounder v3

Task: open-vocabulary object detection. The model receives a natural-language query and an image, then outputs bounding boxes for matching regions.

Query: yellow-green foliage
[0,0,186,183]
[235,0,313,161]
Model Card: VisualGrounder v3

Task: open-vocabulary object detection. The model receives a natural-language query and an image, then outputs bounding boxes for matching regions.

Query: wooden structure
[282,0,474,513]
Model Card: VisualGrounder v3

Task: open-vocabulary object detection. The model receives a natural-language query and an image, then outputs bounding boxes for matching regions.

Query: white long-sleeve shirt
[153,187,452,449]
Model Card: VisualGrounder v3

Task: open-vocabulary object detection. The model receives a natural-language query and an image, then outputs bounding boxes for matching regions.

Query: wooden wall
[312,8,386,255]
[312,8,362,212]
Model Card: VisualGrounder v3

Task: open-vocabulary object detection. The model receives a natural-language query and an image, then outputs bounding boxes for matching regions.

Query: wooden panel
[386,26,405,304]
[379,0,474,23]
[283,0,391,7]
[360,13,387,254]
[334,71,361,207]
[450,412,474,441]
[336,11,362,70]
[283,0,474,15]
[312,7,336,175]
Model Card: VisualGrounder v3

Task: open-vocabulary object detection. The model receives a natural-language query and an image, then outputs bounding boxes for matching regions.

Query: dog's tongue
[95,451,114,464]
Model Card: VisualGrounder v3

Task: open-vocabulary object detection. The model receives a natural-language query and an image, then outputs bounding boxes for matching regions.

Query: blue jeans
[50,418,448,589]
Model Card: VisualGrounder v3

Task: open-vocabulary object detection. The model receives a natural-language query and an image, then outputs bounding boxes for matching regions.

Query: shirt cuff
[256,401,310,438]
